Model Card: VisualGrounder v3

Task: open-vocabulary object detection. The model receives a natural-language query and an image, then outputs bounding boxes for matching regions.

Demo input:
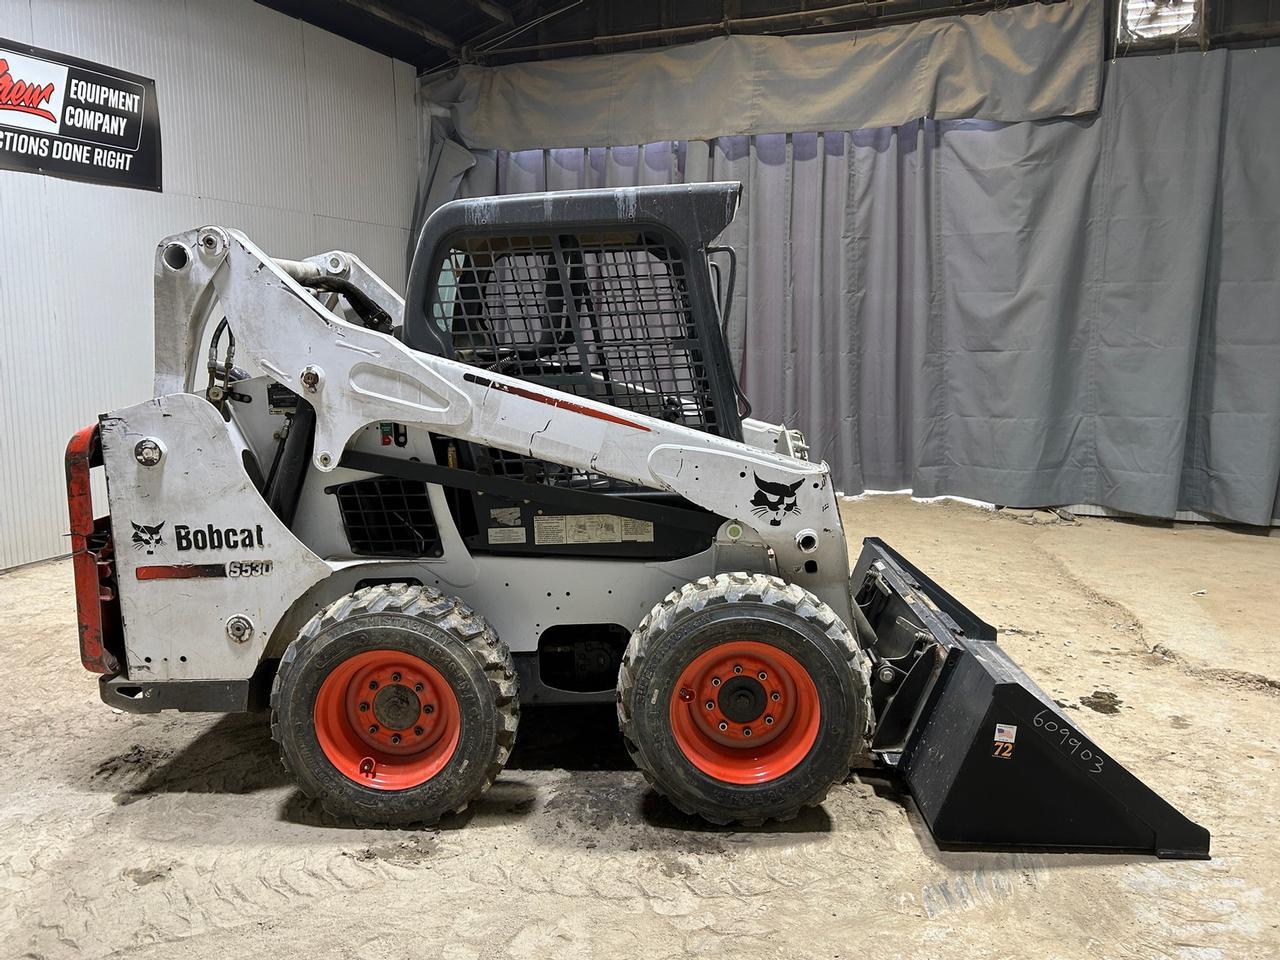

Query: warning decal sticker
[533,516,567,545]
[567,515,620,544]
[533,515,654,545]
[620,518,655,542]
[487,526,527,545]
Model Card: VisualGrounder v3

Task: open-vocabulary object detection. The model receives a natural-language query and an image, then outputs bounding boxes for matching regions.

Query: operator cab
[381,182,749,562]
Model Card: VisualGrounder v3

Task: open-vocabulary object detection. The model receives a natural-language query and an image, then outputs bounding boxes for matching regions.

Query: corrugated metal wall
[0,0,420,569]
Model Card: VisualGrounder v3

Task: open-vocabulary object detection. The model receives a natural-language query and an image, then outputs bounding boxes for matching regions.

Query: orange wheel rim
[314,649,460,790]
[669,640,820,785]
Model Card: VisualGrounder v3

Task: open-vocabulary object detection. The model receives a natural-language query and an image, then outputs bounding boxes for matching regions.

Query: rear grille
[334,477,443,557]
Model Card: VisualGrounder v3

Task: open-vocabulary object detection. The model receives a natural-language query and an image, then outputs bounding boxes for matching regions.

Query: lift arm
[150,214,851,622]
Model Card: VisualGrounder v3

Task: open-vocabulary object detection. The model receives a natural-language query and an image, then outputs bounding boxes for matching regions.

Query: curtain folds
[423,0,1103,151]
[419,48,1280,525]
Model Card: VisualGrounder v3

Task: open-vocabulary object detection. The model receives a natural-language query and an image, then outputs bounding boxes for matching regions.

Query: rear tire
[271,583,518,826]
[617,573,872,825]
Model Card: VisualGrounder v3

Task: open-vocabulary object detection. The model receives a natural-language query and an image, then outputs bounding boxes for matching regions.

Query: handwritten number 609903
[1033,710,1104,774]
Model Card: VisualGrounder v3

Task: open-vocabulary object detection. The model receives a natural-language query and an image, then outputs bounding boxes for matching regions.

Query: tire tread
[617,573,872,824]
[270,583,518,826]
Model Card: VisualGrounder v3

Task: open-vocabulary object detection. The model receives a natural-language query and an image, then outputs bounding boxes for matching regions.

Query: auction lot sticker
[0,37,161,190]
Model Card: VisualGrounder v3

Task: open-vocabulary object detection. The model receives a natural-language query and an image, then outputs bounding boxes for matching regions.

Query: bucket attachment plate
[853,538,1210,860]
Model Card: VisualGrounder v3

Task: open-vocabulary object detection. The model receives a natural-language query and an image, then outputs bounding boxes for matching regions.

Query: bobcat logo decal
[131,521,165,555]
[751,474,804,526]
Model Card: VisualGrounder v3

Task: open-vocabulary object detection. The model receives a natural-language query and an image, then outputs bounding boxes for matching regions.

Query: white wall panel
[0,0,418,568]
[0,0,33,42]
[394,57,422,267]
[176,0,315,207]
[395,59,421,191]
[303,22,402,227]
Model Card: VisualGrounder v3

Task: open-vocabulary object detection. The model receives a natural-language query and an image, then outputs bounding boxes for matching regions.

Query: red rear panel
[65,424,122,674]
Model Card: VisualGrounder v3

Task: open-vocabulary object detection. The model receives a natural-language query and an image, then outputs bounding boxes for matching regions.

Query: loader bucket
[852,539,1210,860]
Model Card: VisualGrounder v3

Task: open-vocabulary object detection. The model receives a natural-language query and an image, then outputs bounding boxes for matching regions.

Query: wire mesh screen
[335,477,443,557]
[430,229,720,489]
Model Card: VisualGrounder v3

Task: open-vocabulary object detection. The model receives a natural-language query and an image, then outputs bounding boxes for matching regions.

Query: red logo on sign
[0,57,57,123]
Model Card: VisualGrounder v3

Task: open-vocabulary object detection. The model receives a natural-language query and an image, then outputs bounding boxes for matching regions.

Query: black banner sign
[0,37,161,191]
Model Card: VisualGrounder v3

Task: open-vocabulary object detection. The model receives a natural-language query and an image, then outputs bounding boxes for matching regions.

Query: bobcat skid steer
[66,182,1208,857]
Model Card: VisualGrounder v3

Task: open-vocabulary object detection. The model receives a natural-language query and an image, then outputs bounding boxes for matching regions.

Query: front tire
[618,574,872,825]
[271,584,518,826]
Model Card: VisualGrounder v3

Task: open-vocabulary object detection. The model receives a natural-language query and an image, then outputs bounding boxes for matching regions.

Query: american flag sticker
[994,724,1017,743]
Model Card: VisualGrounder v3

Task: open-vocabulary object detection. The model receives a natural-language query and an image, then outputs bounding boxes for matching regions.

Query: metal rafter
[464,0,515,26]
[481,0,1045,60]
[337,0,459,52]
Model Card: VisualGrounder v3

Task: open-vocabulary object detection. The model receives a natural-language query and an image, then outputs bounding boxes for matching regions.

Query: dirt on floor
[1,495,1276,959]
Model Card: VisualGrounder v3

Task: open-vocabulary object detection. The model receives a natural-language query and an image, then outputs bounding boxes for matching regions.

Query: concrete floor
[2,495,1276,959]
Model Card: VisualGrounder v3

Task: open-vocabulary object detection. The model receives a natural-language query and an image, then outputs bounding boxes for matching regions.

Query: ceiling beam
[465,0,515,27]
[337,0,459,52]
[483,0,1038,60]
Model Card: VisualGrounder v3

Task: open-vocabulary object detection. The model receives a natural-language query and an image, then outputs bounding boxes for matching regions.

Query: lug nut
[733,664,743,674]
[391,672,401,683]
[423,704,434,715]
[391,734,401,745]
[705,700,715,710]
[414,683,423,693]
[758,671,767,680]
[414,726,424,736]
[711,677,721,687]
[368,725,378,734]
[358,702,369,712]
[718,721,728,731]
[765,716,775,725]
[771,692,781,701]
[369,680,378,690]
[743,728,752,737]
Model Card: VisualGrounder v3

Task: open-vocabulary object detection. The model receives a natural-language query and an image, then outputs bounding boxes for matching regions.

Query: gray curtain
[432,48,1280,525]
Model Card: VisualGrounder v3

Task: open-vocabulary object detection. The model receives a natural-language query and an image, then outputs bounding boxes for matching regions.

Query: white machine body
[97,222,852,690]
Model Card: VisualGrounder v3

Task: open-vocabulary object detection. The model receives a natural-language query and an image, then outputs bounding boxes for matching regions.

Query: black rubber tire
[270,583,518,826]
[617,573,873,826]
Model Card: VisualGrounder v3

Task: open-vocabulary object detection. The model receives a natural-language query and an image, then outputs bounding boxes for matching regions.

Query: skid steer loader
[66,182,1208,857]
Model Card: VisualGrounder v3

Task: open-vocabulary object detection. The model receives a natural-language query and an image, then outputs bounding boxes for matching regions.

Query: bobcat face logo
[751,474,804,526]
[131,521,165,555]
